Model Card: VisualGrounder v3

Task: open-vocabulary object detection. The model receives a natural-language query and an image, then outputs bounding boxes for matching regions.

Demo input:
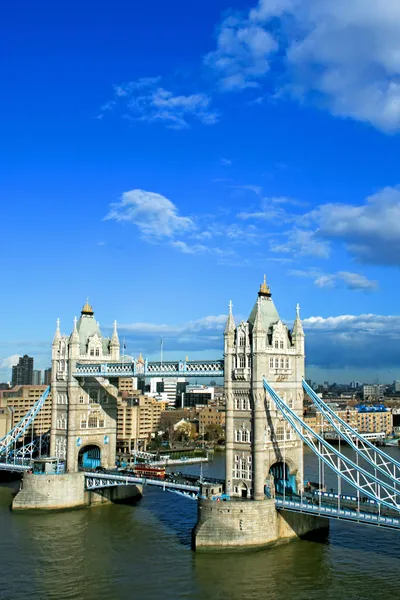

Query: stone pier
[12,472,142,511]
[192,498,328,551]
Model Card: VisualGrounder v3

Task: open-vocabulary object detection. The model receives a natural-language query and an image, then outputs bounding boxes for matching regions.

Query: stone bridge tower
[50,301,120,472]
[224,276,305,500]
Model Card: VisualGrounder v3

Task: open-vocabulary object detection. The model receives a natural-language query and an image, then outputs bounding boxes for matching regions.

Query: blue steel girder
[8,431,50,459]
[84,472,200,496]
[302,379,400,486]
[73,359,224,379]
[0,387,50,456]
[263,378,400,512]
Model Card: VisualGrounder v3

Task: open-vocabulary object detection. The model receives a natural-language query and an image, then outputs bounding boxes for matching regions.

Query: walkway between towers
[72,359,224,378]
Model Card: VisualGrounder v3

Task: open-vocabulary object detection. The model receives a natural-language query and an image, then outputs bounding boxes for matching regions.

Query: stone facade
[224,277,305,500]
[193,498,328,550]
[50,301,121,472]
[12,472,142,510]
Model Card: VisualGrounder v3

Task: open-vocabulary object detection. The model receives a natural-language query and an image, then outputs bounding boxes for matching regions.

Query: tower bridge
[2,281,400,549]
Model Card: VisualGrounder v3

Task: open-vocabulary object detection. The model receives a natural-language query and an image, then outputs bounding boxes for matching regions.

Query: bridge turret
[252,297,266,352]
[69,316,80,360]
[292,303,305,356]
[110,320,120,360]
[52,318,61,346]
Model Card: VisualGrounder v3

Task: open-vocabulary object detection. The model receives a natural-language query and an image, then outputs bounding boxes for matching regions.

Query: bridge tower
[50,301,120,472]
[224,276,305,500]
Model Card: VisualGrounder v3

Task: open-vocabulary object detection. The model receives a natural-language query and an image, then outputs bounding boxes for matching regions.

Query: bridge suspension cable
[263,378,400,512]
[302,379,400,486]
[0,386,50,456]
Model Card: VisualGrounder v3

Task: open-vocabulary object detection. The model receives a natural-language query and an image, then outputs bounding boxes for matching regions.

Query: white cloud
[308,185,400,264]
[303,313,400,369]
[290,268,378,290]
[0,354,20,369]
[207,0,400,131]
[102,78,219,129]
[170,241,209,255]
[271,228,330,258]
[220,158,232,166]
[204,14,278,90]
[104,189,194,238]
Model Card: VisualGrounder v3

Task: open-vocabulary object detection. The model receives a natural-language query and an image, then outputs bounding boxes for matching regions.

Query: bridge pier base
[12,473,142,511]
[192,498,328,551]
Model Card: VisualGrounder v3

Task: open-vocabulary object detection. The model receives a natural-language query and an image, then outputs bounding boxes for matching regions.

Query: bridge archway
[269,461,297,496]
[78,445,101,470]
[238,482,249,498]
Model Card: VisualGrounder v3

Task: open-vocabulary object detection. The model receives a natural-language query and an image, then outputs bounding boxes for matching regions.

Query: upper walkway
[72,359,224,379]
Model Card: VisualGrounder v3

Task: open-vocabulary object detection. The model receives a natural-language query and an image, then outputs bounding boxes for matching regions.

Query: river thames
[1,449,400,600]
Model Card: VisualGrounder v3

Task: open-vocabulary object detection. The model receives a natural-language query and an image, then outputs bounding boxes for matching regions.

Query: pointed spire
[253,297,266,333]
[224,300,236,334]
[70,316,79,344]
[111,319,120,346]
[52,318,61,344]
[258,274,271,297]
[292,303,304,337]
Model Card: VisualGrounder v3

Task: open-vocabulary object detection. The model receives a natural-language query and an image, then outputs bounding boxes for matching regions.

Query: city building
[304,407,358,435]
[117,391,167,453]
[363,384,384,400]
[181,385,214,408]
[43,368,52,385]
[11,355,34,386]
[394,381,400,393]
[149,377,186,408]
[32,370,42,385]
[0,407,12,438]
[198,406,225,429]
[0,385,52,443]
[356,406,392,435]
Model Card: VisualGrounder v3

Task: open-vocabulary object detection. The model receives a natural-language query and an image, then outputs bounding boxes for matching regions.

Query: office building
[11,355,34,386]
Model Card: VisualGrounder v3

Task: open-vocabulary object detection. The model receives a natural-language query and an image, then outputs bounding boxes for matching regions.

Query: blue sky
[2,0,400,384]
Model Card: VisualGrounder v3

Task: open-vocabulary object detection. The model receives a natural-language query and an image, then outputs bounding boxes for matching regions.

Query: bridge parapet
[73,359,224,378]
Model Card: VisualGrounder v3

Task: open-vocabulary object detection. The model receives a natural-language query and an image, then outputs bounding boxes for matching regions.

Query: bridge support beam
[193,499,328,551]
[12,472,142,511]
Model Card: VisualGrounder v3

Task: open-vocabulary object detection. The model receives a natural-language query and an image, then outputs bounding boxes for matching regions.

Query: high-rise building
[149,377,186,408]
[32,370,42,385]
[43,368,52,385]
[11,355,34,386]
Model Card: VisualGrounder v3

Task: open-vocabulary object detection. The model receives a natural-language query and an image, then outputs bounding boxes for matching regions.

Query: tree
[159,413,179,442]
[176,421,192,442]
[204,424,224,443]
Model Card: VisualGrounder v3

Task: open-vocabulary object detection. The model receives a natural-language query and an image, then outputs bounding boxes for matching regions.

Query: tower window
[280,340,284,349]
[95,348,100,357]
[274,340,279,349]
[239,335,245,347]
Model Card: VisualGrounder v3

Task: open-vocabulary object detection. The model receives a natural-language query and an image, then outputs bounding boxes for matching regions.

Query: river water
[1,449,400,600]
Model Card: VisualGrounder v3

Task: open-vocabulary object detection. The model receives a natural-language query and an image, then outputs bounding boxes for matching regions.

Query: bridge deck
[276,498,400,530]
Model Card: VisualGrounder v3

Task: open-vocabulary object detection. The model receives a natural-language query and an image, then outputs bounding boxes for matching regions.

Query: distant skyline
[2,1,400,384]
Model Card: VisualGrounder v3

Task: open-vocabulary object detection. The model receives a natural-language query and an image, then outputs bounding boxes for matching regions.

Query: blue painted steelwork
[0,387,50,456]
[269,462,297,495]
[263,378,400,512]
[73,359,224,379]
[302,379,400,485]
[84,471,200,499]
[275,498,400,531]
[79,445,101,470]
[8,431,50,460]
